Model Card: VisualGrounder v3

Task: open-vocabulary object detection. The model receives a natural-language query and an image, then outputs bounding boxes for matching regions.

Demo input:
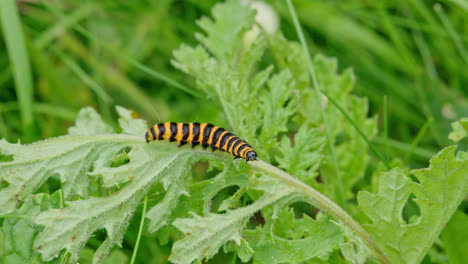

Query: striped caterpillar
[145,122,257,161]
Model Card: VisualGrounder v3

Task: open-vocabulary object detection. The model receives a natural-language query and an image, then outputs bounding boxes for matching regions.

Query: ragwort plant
[1,1,467,264]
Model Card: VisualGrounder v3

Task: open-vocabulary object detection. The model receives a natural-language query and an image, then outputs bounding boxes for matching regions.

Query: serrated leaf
[269,33,309,90]
[276,126,324,185]
[357,146,468,264]
[1,192,63,264]
[68,107,113,136]
[33,142,212,264]
[244,210,343,264]
[169,176,295,264]
[448,117,468,142]
[115,106,147,136]
[258,69,298,158]
[195,0,255,65]
[0,136,132,214]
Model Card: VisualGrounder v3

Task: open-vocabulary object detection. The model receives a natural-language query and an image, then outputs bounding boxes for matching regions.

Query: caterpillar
[145,122,257,161]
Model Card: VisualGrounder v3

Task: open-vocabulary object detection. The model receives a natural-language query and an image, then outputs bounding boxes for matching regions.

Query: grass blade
[130,195,148,264]
[434,3,468,65]
[0,0,34,135]
[403,117,433,163]
[52,48,113,103]
[285,0,345,207]
[383,96,389,162]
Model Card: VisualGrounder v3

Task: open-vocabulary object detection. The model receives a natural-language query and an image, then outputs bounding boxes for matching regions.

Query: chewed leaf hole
[0,152,13,162]
[402,194,420,223]
[37,174,62,194]
[290,201,316,219]
[110,146,131,168]
[211,185,240,213]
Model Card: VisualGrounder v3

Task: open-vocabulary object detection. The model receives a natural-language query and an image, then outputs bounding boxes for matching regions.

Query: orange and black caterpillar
[145,122,257,161]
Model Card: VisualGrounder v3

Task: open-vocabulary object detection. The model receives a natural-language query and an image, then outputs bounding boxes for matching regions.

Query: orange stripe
[234,142,247,156]
[154,125,160,140]
[175,123,184,143]
[198,123,207,143]
[207,127,219,146]
[240,147,251,158]
[228,139,241,155]
[215,131,229,149]
[223,136,236,151]
[163,122,171,140]
[187,123,194,144]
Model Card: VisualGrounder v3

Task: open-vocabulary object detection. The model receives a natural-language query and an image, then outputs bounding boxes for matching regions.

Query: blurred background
[1,0,467,167]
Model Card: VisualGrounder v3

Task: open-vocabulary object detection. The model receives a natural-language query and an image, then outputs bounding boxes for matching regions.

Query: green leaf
[276,126,324,185]
[305,55,376,200]
[68,107,113,136]
[244,209,343,264]
[448,117,468,142]
[440,210,468,264]
[1,192,63,264]
[0,135,133,214]
[268,33,309,90]
[195,0,255,65]
[168,176,295,264]
[358,146,468,264]
[33,142,211,263]
[115,105,147,136]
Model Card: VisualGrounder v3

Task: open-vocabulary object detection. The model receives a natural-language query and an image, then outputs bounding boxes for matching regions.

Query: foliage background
[0,0,467,263]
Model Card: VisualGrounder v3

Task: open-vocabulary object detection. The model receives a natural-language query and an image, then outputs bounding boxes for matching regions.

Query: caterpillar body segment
[146,122,257,161]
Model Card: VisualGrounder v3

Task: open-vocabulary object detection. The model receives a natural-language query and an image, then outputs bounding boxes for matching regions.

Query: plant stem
[383,96,389,162]
[250,159,391,264]
[130,195,148,264]
[285,0,345,209]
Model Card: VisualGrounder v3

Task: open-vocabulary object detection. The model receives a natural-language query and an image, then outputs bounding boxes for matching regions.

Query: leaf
[115,106,147,136]
[168,176,295,264]
[306,55,376,200]
[244,209,343,264]
[33,142,209,263]
[448,117,468,142]
[440,210,468,264]
[357,146,468,264]
[268,33,309,90]
[276,126,324,185]
[0,136,132,214]
[195,0,255,65]
[68,107,113,136]
[1,192,64,264]
[258,69,298,158]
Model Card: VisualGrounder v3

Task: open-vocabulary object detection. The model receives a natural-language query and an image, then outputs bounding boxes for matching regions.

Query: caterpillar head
[246,151,257,161]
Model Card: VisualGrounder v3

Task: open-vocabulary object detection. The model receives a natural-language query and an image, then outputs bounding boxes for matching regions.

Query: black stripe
[211,128,224,148]
[150,127,156,141]
[231,140,244,155]
[237,144,248,157]
[170,122,177,142]
[226,137,239,152]
[202,123,214,148]
[182,123,189,141]
[219,132,232,151]
[157,123,165,140]
[145,131,150,142]
[192,122,200,146]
